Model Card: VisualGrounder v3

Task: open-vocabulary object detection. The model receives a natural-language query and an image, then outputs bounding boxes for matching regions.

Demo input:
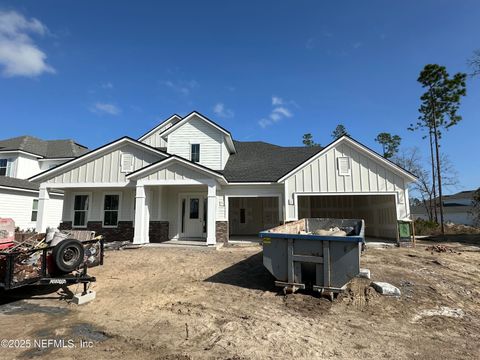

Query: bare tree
[393,147,458,222]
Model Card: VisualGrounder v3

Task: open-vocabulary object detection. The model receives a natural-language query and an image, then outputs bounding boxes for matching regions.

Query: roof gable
[137,114,182,142]
[160,111,236,153]
[277,136,418,183]
[29,137,168,182]
[126,155,226,183]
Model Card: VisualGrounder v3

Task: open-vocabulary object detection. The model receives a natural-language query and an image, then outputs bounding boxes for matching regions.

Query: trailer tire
[52,239,84,273]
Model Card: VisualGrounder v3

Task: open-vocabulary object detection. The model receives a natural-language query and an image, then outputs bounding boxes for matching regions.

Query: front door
[181,195,205,238]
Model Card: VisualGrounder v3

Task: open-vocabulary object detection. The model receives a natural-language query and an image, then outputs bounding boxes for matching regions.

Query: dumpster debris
[371,282,401,297]
[412,306,464,323]
[358,268,371,279]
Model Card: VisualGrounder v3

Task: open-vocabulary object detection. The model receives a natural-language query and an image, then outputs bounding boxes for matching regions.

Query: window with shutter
[337,157,351,176]
[121,153,134,173]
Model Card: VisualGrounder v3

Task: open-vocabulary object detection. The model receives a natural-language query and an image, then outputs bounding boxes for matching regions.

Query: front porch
[36,156,231,245]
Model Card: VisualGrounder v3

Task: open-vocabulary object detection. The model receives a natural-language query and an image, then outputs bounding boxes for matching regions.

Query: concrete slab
[72,290,96,305]
[371,282,401,296]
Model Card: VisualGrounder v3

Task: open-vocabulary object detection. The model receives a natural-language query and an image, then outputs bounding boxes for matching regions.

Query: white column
[133,184,147,244]
[36,184,50,232]
[206,183,217,245]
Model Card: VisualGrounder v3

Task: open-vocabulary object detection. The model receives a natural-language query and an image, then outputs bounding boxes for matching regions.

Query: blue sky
[0,1,478,191]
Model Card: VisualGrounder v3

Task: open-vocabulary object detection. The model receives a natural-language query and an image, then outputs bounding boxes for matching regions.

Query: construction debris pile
[0,233,46,284]
[425,244,460,254]
[299,226,354,237]
[1,222,102,285]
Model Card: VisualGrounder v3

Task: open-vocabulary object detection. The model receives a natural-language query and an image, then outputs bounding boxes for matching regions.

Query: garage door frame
[294,191,400,239]
[226,194,283,235]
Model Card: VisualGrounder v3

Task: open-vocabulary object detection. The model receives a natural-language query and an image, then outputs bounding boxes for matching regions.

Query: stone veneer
[59,221,169,243]
[215,221,229,244]
[59,221,134,242]
[149,221,169,243]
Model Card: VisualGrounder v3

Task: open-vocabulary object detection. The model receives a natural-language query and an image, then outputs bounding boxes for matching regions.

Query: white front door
[181,195,206,238]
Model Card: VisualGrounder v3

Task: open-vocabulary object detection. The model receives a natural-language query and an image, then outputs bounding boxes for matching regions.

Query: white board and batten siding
[139,163,214,182]
[0,189,63,230]
[283,141,409,220]
[167,116,228,170]
[44,144,162,185]
[141,119,180,148]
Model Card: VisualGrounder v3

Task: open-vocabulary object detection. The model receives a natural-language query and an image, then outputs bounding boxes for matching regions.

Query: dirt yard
[1,237,480,359]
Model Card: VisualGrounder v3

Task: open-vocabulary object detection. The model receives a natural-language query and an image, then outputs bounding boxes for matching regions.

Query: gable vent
[337,157,351,176]
[121,153,134,173]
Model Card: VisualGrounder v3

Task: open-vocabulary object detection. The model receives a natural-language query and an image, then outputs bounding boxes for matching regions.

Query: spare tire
[52,239,85,273]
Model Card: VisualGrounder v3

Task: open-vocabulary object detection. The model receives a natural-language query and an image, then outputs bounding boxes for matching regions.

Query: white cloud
[101,82,114,89]
[259,97,294,128]
[272,96,284,106]
[162,79,198,95]
[0,10,55,77]
[90,102,121,116]
[272,106,292,118]
[213,103,234,118]
[353,41,363,49]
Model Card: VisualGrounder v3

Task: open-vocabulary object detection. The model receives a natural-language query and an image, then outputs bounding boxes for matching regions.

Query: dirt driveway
[1,238,480,359]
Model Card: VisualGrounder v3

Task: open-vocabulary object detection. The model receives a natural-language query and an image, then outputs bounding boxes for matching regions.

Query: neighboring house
[0,136,88,230]
[30,111,417,244]
[411,190,477,226]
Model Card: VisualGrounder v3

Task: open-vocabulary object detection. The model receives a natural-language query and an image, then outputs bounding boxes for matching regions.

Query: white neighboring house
[30,111,417,244]
[411,190,477,226]
[0,136,88,230]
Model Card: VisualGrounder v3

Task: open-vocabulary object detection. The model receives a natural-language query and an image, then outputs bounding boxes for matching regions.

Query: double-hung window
[103,194,120,227]
[31,199,38,222]
[73,194,89,227]
[0,159,11,176]
[191,144,200,163]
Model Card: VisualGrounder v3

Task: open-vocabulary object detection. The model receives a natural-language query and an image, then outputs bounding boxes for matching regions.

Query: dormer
[139,111,236,170]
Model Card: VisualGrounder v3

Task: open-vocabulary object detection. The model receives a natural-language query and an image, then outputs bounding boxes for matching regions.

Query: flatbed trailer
[0,238,103,291]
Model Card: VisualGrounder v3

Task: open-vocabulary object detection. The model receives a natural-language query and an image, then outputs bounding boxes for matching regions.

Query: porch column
[36,183,50,232]
[133,184,148,244]
[206,183,217,245]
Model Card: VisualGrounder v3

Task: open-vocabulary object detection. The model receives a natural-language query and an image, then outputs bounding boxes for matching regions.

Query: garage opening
[298,194,397,239]
[229,197,279,236]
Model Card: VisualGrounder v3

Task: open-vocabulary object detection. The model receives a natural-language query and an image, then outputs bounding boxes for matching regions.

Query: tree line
[301,53,480,235]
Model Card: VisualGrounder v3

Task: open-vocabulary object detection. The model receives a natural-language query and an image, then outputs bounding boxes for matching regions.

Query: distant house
[0,136,88,230]
[411,190,477,226]
[30,111,417,243]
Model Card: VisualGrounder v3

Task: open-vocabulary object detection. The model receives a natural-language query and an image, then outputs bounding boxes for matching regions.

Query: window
[73,195,89,227]
[189,198,199,219]
[121,153,134,173]
[31,199,38,222]
[191,144,200,163]
[337,157,351,176]
[0,159,11,176]
[240,208,246,224]
[104,194,120,227]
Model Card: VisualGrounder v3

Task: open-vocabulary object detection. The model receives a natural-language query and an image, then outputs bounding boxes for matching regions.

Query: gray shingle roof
[222,141,322,182]
[0,136,88,158]
[0,176,39,191]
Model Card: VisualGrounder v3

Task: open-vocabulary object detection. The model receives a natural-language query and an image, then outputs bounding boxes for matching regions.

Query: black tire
[52,239,85,273]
